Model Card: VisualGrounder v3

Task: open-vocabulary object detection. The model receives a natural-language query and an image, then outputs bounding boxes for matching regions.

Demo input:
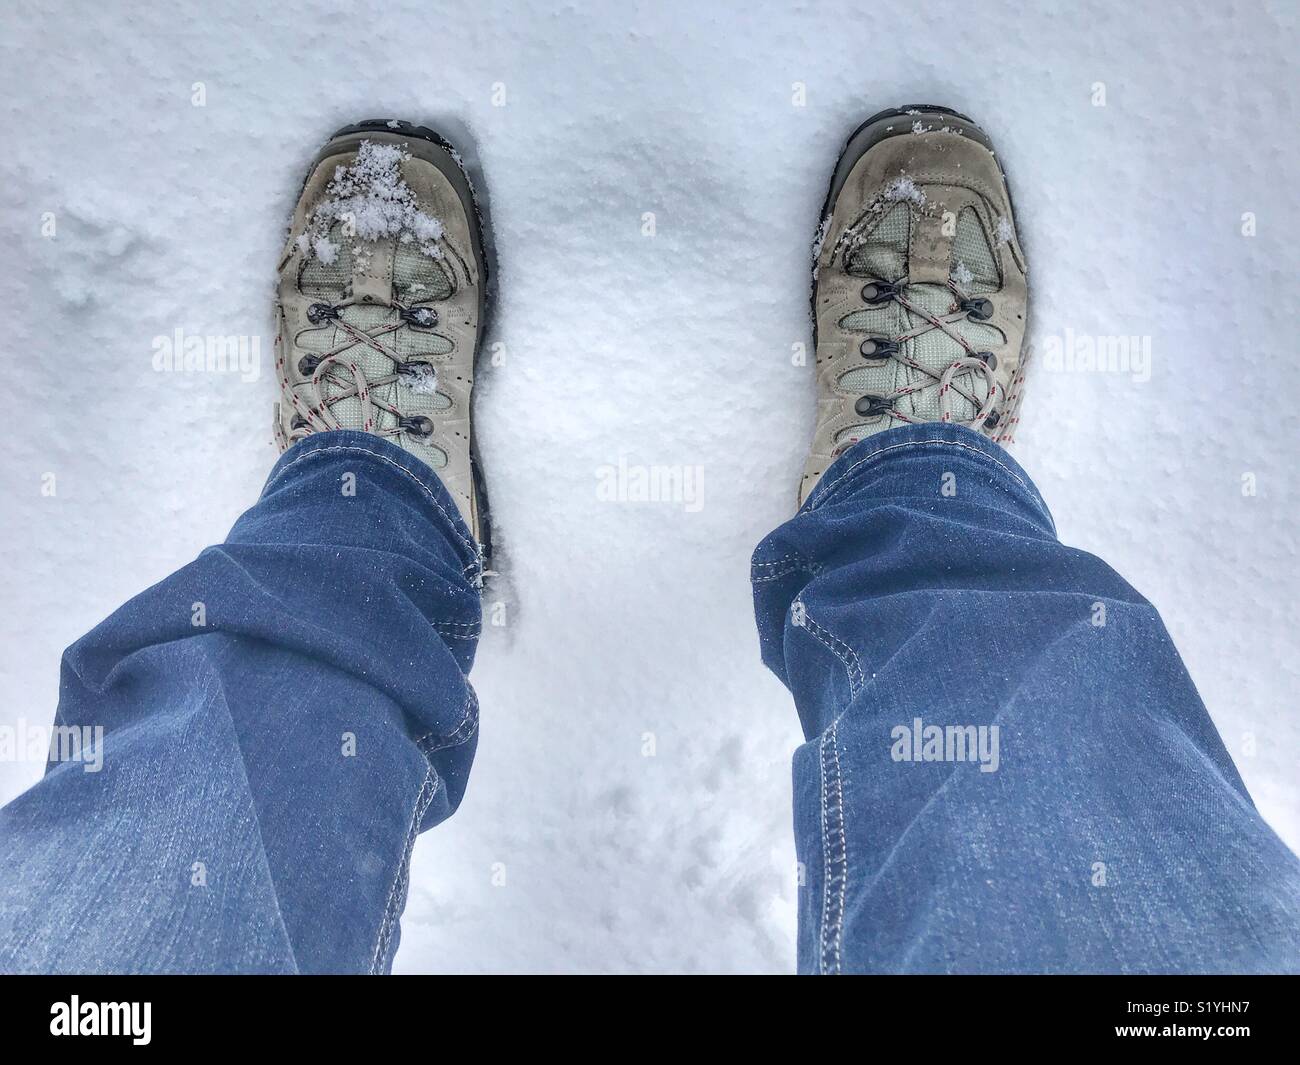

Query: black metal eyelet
[401,306,439,328]
[854,394,893,417]
[859,337,900,360]
[974,351,998,370]
[289,414,308,430]
[984,411,1001,429]
[960,297,994,321]
[297,354,322,375]
[306,302,340,324]
[861,280,899,305]
[398,415,435,438]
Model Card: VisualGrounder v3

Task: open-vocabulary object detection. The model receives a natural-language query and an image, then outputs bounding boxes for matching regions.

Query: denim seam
[432,622,482,640]
[415,688,480,755]
[267,442,482,576]
[810,437,1051,528]
[800,612,866,696]
[751,555,805,569]
[367,690,480,973]
[370,767,440,974]
[819,721,847,975]
[795,598,854,975]
[751,555,817,584]
[751,565,806,584]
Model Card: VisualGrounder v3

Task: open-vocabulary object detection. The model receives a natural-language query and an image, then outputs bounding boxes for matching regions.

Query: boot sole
[321,119,497,573]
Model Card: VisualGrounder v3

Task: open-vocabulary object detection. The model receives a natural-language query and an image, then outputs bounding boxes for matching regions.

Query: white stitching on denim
[414,688,480,755]
[368,687,479,973]
[800,613,865,696]
[751,556,803,569]
[819,721,847,975]
[370,767,440,974]
[751,555,816,584]
[819,725,831,975]
[811,437,1043,520]
[268,442,481,564]
[751,566,807,584]
[794,605,853,975]
[433,620,482,641]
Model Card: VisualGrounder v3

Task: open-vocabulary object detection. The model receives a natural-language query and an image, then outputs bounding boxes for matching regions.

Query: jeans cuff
[802,422,1055,532]
[264,430,482,580]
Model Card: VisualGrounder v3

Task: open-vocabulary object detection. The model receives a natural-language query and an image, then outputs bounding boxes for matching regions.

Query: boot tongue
[294,224,456,450]
[295,301,403,435]
[837,202,1002,436]
[286,141,462,464]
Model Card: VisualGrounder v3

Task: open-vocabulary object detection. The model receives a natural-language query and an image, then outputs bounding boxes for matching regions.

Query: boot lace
[835,276,1009,455]
[275,300,445,458]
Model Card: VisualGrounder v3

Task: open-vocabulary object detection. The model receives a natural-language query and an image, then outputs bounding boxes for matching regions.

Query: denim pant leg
[752,422,1300,974]
[0,430,482,973]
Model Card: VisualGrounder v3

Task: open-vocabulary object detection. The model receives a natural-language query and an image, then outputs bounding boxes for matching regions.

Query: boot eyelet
[975,351,998,370]
[860,338,899,360]
[297,354,321,375]
[398,415,435,439]
[854,394,893,417]
[401,306,439,328]
[306,302,340,324]
[861,281,898,305]
[289,414,308,430]
[984,411,1001,429]
[961,297,994,321]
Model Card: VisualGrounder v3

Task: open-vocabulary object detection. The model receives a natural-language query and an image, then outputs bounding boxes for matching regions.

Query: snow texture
[399,362,440,394]
[884,175,927,205]
[1,0,1297,974]
[300,140,446,260]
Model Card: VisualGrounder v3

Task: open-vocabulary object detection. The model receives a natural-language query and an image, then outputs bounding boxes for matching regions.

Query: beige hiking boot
[274,120,492,556]
[800,105,1030,506]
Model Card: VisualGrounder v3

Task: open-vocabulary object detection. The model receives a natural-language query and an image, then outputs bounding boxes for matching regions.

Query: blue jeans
[1,425,1297,972]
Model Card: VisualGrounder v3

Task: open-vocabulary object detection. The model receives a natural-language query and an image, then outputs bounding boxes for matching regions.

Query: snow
[304,141,446,259]
[884,174,927,205]
[1,0,1297,974]
[311,234,339,264]
[399,361,440,394]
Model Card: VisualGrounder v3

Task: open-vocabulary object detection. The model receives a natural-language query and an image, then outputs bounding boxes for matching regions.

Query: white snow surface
[1,0,1298,974]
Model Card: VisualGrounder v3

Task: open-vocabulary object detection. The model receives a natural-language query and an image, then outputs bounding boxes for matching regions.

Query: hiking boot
[800,105,1029,506]
[273,119,491,555]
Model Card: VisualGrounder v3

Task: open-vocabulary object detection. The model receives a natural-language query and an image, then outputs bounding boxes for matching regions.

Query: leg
[1,118,492,973]
[754,423,1300,973]
[766,106,1300,973]
[0,431,481,973]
